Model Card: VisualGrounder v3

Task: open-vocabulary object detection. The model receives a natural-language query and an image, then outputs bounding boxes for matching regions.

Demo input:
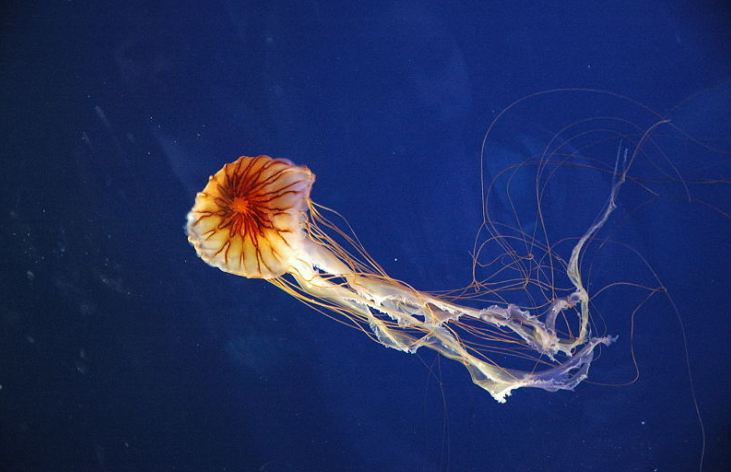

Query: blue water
[2,1,730,471]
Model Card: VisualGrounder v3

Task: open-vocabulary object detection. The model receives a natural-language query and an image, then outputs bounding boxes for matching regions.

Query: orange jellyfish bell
[186,155,314,279]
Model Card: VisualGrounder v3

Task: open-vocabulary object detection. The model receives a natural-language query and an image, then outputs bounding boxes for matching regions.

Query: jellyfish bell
[186,155,314,280]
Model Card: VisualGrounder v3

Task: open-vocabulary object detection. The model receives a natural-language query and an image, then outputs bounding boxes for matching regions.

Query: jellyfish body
[187,155,616,402]
[186,156,314,279]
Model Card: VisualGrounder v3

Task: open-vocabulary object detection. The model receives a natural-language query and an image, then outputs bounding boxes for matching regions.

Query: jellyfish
[186,154,622,402]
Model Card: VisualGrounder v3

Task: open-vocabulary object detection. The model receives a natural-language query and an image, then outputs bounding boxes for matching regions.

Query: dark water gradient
[1,1,730,471]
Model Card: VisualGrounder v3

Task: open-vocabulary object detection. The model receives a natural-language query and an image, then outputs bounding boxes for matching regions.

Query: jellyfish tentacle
[285,239,614,402]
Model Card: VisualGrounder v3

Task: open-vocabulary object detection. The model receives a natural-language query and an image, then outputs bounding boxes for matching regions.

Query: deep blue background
[1,1,730,471]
